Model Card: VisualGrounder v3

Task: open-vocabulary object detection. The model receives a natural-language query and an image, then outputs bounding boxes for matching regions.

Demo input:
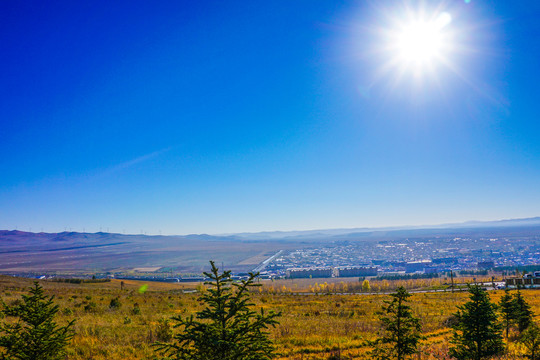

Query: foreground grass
[0,275,537,359]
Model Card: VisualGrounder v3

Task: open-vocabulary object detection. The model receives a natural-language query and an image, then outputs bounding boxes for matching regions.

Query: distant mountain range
[3,216,540,242]
[1,216,540,273]
[228,216,540,240]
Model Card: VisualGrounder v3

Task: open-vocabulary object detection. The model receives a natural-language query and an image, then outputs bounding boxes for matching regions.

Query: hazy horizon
[3,214,540,237]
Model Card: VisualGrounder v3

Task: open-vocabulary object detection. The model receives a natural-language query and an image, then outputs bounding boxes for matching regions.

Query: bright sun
[384,10,454,76]
[398,13,451,63]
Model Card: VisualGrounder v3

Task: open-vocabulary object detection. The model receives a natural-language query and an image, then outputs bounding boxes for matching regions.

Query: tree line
[0,262,538,360]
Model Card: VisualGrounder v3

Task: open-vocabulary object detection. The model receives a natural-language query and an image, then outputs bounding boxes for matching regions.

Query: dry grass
[0,275,537,359]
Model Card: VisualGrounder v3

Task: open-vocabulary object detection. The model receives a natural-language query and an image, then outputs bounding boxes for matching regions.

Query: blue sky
[2,1,540,234]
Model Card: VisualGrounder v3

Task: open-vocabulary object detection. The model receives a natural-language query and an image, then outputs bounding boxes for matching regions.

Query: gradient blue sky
[2,1,540,235]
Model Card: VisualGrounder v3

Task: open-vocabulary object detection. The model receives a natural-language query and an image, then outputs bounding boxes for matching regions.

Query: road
[252,250,283,273]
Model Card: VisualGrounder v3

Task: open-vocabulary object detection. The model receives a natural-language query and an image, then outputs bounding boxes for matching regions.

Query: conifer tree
[513,290,533,333]
[499,289,515,339]
[450,285,504,360]
[0,282,74,360]
[373,286,422,360]
[154,261,280,360]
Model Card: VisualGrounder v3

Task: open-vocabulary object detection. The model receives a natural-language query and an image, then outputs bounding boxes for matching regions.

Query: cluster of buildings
[285,266,378,279]
[505,271,540,289]
[260,235,540,279]
[283,261,442,279]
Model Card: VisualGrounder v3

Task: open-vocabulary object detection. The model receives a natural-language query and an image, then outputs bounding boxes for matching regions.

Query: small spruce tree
[0,282,74,360]
[513,290,533,333]
[154,261,280,360]
[450,285,504,360]
[372,286,422,360]
[499,289,515,339]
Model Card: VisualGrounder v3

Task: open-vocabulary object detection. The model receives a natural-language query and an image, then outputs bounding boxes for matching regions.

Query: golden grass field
[0,275,537,359]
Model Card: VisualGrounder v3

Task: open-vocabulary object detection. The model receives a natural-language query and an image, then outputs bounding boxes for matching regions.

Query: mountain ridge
[3,216,540,241]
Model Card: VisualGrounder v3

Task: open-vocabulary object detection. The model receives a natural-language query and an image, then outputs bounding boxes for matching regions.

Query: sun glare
[396,12,452,65]
[398,17,447,63]
[382,9,455,77]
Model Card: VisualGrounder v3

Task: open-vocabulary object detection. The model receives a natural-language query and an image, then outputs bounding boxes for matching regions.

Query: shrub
[520,322,540,360]
[84,302,97,313]
[62,308,73,316]
[155,319,173,342]
[132,304,141,315]
[109,297,122,309]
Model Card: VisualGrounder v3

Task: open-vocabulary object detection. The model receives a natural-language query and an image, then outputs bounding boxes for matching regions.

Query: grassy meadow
[0,275,538,359]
